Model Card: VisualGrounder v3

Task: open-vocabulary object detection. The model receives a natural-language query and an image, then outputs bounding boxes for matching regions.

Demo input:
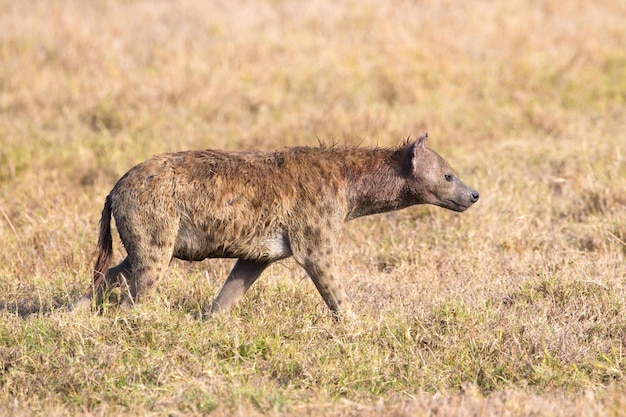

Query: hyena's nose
[471,191,480,203]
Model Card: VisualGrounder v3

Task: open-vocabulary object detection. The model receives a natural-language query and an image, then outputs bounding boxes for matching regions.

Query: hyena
[74,134,479,319]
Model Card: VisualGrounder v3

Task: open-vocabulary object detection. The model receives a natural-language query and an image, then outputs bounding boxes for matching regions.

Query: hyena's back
[109,148,346,264]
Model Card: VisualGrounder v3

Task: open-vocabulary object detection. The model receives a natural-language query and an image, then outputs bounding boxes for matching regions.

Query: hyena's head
[403,133,479,212]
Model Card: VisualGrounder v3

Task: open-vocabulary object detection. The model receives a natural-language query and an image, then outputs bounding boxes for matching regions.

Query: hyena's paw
[333,308,358,324]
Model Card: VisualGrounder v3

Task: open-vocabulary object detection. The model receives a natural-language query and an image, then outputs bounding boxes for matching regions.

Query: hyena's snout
[460,187,480,210]
[445,184,479,212]
[470,189,480,204]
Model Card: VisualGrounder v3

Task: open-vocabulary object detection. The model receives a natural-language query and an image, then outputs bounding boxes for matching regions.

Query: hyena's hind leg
[70,257,133,311]
[123,243,175,307]
[105,257,133,287]
[101,257,135,307]
[96,256,133,305]
[210,259,271,314]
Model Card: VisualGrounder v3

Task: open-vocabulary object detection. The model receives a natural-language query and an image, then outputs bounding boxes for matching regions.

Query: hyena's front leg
[211,259,271,313]
[291,236,353,321]
[301,256,352,320]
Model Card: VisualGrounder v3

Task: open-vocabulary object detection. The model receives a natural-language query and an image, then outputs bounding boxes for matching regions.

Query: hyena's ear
[416,132,428,148]
[403,132,428,175]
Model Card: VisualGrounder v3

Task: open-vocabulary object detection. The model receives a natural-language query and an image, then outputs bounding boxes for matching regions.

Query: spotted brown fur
[74,134,479,320]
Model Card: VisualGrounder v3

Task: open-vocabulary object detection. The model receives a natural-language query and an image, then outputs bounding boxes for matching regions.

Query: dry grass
[1,0,625,415]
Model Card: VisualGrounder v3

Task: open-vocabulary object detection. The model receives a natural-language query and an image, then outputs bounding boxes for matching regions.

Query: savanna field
[1,0,625,415]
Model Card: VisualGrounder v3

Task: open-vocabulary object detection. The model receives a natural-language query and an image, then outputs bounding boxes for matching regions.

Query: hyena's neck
[344,147,415,221]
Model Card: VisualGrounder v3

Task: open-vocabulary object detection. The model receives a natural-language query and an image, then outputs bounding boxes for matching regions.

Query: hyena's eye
[444,174,454,182]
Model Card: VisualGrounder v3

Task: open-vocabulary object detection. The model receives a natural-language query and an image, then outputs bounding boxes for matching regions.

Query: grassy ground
[1,0,625,415]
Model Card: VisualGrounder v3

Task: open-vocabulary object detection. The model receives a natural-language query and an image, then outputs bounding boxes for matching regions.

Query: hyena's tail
[70,195,113,312]
[92,195,114,293]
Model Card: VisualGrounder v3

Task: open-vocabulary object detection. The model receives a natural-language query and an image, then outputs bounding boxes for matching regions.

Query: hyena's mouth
[446,199,471,212]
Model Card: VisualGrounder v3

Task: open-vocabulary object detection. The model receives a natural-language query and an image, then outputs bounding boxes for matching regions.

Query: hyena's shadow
[0,296,69,318]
